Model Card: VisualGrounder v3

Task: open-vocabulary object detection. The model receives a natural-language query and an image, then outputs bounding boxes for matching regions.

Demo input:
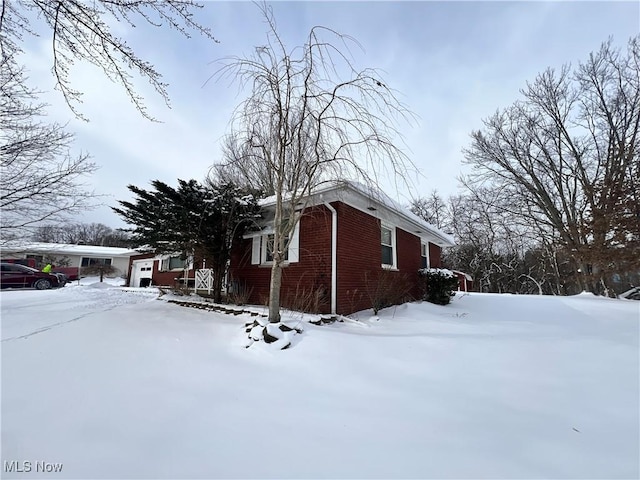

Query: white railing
[194,269,213,294]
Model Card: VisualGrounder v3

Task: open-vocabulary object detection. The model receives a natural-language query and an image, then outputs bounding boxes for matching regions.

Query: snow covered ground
[1,279,638,479]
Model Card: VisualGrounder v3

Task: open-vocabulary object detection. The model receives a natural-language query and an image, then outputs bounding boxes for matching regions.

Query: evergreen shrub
[418,268,459,305]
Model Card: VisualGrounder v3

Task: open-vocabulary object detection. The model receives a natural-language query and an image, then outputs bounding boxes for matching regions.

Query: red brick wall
[334,203,422,314]
[229,205,333,312]
[429,242,442,268]
[396,228,422,300]
[228,239,271,304]
[335,202,380,313]
[152,266,194,287]
[229,201,433,315]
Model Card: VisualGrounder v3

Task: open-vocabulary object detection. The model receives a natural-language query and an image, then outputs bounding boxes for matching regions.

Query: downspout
[324,202,337,315]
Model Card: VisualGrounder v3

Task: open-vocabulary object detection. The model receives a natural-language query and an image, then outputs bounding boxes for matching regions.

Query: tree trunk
[521,274,543,295]
[268,263,283,323]
[213,268,223,304]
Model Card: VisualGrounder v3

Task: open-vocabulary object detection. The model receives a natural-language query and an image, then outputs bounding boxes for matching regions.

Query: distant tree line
[411,36,639,297]
[32,223,132,248]
[412,188,639,296]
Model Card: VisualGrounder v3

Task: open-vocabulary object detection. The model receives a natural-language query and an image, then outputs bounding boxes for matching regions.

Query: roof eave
[258,182,456,247]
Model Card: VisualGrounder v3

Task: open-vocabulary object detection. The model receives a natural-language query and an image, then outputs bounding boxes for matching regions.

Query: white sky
[18,1,640,229]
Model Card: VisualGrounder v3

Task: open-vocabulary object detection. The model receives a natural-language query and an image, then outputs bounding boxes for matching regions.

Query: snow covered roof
[451,270,474,281]
[1,242,140,257]
[260,180,455,247]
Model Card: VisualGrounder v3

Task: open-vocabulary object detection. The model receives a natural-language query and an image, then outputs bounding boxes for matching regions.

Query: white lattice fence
[195,269,213,294]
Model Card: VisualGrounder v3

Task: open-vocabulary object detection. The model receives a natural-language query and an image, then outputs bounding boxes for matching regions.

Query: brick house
[127,252,196,288]
[228,181,456,315]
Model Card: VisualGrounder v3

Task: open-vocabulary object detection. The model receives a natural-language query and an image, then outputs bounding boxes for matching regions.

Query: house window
[250,221,300,265]
[81,257,112,267]
[160,256,186,271]
[26,255,44,265]
[264,234,289,262]
[421,243,429,268]
[381,225,396,268]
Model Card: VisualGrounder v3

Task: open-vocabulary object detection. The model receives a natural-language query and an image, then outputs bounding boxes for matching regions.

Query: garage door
[131,260,154,287]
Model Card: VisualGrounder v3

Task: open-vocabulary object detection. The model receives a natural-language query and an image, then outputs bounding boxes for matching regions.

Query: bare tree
[32,222,132,246]
[212,135,278,197]
[214,4,415,325]
[1,0,216,120]
[411,187,601,295]
[1,1,218,244]
[462,36,640,295]
[1,56,98,246]
[410,190,449,230]
[414,188,564,295]
[67,223,111,245]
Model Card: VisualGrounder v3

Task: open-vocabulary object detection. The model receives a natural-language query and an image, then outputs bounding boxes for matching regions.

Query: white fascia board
[242,225,274,239]
[313,185,456,247]
[258,181,456,247]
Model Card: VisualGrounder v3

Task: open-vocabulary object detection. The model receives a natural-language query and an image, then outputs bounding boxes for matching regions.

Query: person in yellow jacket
[42,263,52,273]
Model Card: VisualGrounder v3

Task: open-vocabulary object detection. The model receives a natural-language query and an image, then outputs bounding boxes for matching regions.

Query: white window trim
[250,220,300,266]
[160,257,170,272]
[251,236,262,265]
[421,242,430,269]
[159,254,192,272]
[381,223,397,270]
[80,256,114,267]
[261,234,278,264]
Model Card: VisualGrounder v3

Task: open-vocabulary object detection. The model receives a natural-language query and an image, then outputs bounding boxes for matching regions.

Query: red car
[0,263,61,290]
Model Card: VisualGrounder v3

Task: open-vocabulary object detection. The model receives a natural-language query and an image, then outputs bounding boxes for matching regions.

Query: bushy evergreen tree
[113,179,261,301]
[418,268,459,305]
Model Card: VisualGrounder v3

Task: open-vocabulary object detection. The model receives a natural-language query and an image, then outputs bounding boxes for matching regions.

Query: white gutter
[260,182,455,247]
[324,202,337,315]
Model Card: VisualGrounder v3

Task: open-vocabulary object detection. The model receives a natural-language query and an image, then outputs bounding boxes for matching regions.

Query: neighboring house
[1,243,138,279]
[229,181,458,315]
[127,252,194,288]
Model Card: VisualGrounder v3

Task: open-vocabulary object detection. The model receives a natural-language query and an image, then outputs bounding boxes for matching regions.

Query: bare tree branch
[462,35,640,295]
[211,3,416,323]
[1,0,217,120]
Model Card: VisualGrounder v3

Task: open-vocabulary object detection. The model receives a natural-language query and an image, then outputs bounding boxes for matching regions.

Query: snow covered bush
[418,268,459,305]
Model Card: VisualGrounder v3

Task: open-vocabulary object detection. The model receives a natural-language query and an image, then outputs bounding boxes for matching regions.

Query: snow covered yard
[1,282,638,479]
